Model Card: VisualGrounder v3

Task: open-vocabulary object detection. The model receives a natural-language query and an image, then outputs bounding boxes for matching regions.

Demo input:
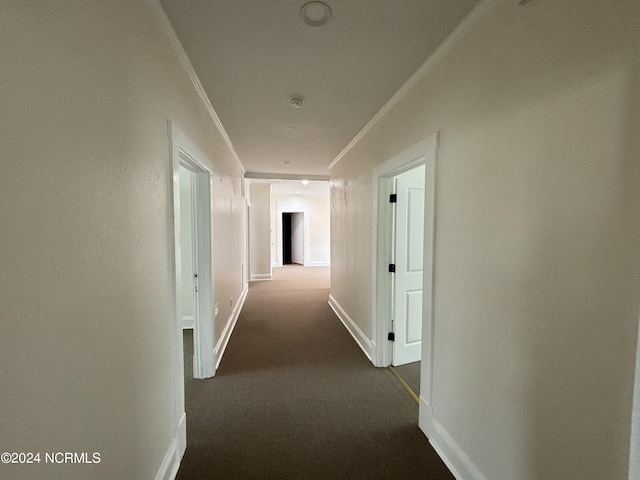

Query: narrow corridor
[177,266,453,479]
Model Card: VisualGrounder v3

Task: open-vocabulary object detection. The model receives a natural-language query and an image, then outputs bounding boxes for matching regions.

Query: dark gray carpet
[177,265,453,479]
[183,328,194,403]
[393,361,421,398]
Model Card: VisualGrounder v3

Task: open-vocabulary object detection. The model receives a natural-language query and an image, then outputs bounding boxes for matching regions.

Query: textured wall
[250,184,272,277]
[330,0,640,478]
[0,1,245,478]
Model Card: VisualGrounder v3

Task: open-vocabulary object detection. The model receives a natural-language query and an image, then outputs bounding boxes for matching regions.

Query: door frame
[275,200,310,267]
[371,132,438,403]
[168,121,216,457]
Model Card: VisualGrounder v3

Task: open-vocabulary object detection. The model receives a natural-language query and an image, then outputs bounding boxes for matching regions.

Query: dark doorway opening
[283,213,293,264]
[282,212,304,265]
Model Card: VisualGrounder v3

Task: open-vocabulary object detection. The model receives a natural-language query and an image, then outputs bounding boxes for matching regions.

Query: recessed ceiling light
[300,1,332,27]
[301,180,309,185]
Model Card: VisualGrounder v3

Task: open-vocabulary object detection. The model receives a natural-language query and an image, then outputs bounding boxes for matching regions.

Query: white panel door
[393,170,425,366]
[291,213,304,265]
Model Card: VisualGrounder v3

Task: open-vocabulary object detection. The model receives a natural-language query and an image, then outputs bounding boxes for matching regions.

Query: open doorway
[282,212,304,265]
[372,133,438,435]
[275,200,310,267]
[169,121,215,458]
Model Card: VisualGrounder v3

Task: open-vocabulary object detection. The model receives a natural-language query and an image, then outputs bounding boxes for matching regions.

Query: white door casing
[168,121,216,459]
[372,132,438,438]
[276,200,310,267]
[392,167,425,366]
[189,168,214,380]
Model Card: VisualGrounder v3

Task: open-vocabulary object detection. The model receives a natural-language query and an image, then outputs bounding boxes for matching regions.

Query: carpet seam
[388,365,420,404]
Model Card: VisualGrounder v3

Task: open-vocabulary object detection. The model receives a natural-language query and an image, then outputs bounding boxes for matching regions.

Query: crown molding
[328,0,499,170]
[245,172,329,182]
[145,0,245,174]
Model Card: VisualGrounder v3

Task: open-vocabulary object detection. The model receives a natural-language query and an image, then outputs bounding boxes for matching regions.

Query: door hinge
[388,263,395,273]
[389,194,397,203]
[388,332,395,341]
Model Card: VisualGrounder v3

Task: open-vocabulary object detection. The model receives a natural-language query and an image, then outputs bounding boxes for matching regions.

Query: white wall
[250,183,272,279]
[0,1,246,479]
[330,0,640,479]
[179,166,194,322]
[271,194,331,266]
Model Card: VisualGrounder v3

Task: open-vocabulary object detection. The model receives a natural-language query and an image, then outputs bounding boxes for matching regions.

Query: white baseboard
[419,399,487,480]
[214,284,248,369]
[176,411,186,459]
[308,260,330,266]
[154,438,180,480]
[328,294,374,362]
[182,316,194,329]
[418,395,433,435]
[251,273,272,281]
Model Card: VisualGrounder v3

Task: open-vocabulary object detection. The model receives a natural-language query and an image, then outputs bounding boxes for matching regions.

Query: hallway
[177,266,453,479]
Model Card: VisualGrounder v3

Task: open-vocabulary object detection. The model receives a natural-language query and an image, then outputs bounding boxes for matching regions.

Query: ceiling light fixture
[301,180,309,186]
[300,1,332,27]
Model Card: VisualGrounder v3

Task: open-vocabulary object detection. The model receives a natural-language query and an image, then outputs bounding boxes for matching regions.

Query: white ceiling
[270,180,330,196]
[159,0,481,178]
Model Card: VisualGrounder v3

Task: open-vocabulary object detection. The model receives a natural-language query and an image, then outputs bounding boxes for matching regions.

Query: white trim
[328,295,374,362]
[421,414,488,480]
[271,191,330,198]
[154,438,180,480]
[275,200,311,267]
[421,141,439,412]
[168,121,217,464]
[191,168,215,379]
[245,172,329,182]
[418,395,433,433]
[214,284,249,369]
[182,316,194,329]
[145,0,244,174]
[170,124,216,380]
[371,134,438,372]
[251,273,272,281]
[373,135,438,178]
[176,412,186,459]
[328,0,498,170]
[168,126,186,464]
[372,173,394,368]
[308,260,330,267]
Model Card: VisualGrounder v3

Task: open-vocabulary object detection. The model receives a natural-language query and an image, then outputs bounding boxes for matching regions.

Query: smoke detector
[300,1,332,27]
[289,96,304,108]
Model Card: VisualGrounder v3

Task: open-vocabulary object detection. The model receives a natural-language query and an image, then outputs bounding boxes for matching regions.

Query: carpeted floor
[178,265,453,479]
